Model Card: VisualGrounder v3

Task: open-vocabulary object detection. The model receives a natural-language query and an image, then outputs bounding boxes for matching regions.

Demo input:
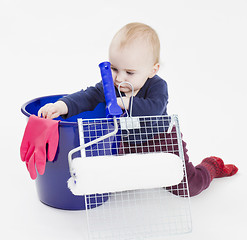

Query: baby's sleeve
[59,82,105,119]
[131,78,168,116]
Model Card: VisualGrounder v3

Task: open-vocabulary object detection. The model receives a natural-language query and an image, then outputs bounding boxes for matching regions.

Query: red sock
[200,156,238,181]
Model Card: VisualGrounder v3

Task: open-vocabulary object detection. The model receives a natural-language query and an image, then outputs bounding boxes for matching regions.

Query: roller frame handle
[99,61,122,117]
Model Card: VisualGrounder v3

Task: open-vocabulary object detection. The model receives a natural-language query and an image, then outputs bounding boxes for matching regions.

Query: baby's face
[109,37,158,97]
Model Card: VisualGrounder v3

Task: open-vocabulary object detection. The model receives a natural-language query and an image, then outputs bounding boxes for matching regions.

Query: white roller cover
[67,152,184,195]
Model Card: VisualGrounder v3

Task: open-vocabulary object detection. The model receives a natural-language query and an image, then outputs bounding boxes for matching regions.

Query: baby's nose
[116,73,125,83]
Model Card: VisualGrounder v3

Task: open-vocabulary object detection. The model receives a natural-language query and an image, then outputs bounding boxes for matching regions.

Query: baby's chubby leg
[118,128,238,197]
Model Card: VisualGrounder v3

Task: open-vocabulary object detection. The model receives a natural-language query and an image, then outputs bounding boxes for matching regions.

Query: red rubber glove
[20,115,59,179]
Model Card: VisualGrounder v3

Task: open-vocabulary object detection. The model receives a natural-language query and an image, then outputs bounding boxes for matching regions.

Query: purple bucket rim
[21,94,78,127]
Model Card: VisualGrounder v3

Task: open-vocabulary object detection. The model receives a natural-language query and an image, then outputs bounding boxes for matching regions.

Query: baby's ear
[149,63,160,78]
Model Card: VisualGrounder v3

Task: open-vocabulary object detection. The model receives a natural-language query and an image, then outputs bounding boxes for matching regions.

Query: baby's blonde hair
[112,22,160,64]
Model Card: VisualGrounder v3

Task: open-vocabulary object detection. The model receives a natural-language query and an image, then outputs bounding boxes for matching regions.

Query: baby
[38,22,238,196]
[38,22,167,119]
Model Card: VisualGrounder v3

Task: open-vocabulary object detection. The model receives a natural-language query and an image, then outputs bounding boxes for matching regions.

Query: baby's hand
[38,101,68,119]
[117,97,130,110]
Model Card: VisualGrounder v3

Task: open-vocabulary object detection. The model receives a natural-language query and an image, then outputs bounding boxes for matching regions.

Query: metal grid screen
[79,115,192,240]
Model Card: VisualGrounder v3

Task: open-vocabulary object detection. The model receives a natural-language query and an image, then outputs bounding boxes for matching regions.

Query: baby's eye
[111,67,118,72]
[126,71,134,75]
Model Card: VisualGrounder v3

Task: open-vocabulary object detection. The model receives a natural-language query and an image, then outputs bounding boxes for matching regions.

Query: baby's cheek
[111,71,117,80]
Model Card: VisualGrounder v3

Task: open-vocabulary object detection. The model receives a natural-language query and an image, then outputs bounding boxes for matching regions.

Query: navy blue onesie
[60,75,168,118]
[60,75,215,197]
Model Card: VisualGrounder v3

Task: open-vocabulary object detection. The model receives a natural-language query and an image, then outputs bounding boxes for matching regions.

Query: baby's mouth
[117,85,129,92]
[118,83,130,88]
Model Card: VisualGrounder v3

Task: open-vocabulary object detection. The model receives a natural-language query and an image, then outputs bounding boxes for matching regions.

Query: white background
[1,0,247,239]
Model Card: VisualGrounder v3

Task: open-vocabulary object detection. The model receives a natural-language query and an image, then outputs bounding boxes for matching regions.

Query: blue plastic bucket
[21,94,110,210]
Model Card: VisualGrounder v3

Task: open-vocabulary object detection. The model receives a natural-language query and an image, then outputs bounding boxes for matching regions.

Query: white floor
[1,1,247,239]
